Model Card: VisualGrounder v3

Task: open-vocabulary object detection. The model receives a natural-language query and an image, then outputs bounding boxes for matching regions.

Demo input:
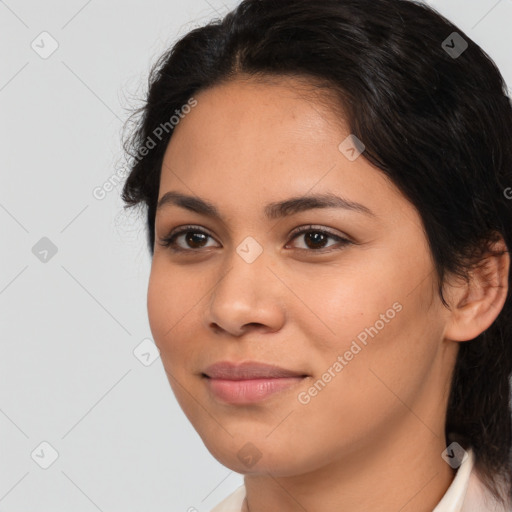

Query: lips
[202,361,308,380]
[202,361,309,404]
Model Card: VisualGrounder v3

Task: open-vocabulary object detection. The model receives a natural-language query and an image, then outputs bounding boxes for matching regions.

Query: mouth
[202,361,309,404]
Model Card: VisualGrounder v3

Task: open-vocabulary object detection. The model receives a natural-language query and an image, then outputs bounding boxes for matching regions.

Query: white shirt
[210,448,511,512]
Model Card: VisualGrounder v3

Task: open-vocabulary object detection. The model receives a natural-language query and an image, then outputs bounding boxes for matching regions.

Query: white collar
[433,448,474,512]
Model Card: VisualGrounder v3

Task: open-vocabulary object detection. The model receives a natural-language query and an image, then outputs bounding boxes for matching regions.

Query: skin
[147,76,510,512]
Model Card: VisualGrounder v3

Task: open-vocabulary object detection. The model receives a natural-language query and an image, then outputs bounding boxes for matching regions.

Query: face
[147,76,456,476]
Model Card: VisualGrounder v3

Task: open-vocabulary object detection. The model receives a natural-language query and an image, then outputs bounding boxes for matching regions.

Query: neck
[242,417,456,512]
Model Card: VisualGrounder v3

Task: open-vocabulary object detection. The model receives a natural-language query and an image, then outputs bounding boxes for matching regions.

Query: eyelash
[157,224,352,254]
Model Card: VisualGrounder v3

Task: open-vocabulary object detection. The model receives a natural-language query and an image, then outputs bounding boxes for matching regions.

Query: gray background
[1,0,511,510]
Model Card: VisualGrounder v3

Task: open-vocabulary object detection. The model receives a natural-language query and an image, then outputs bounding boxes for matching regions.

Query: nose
[205,244,286,337]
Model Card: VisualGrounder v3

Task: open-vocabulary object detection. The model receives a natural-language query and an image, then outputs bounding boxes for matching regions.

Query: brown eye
[303,231,329,249]
[182,231,209,249]
[288,226,352,252]
[158,226,218,251]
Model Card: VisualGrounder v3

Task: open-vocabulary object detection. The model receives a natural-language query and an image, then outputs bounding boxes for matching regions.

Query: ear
[442,235,510,342]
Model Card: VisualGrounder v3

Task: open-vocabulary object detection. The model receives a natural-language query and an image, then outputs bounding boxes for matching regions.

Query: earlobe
[442,236,510,343]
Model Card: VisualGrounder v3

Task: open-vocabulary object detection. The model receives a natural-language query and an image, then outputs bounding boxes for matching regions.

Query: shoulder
[209,484,246,512]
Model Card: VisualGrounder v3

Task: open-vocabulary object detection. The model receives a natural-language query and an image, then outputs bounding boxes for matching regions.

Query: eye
[286,225,352,252]
[158,225,218,252]
[157,224,352,253]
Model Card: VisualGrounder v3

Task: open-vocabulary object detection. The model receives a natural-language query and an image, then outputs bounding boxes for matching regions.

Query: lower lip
[205,377,305,404]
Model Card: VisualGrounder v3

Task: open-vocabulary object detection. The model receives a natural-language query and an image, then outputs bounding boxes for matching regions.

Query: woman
[121,0,512,510]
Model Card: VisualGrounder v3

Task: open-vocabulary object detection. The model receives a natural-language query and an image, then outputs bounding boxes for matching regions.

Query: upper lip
[203,361,308,380]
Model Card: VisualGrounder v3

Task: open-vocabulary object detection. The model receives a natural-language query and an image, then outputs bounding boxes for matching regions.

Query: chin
[200,434,315,476]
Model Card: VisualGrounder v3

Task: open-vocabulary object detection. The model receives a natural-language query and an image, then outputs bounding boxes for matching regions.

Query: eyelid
[288,224,348,240]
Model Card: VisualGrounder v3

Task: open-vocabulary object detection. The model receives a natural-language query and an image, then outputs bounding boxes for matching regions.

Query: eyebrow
[156,191,376,220]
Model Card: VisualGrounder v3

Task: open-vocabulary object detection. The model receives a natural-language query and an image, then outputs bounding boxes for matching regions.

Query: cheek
[147,263,193,358]
[147,268,169,346]
[288,298,440,463]
[291,260,401,355]
[299,255,440,409]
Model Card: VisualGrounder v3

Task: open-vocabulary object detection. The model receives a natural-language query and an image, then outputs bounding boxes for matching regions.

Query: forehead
[166,75,347,160]
[158,77,413,225]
